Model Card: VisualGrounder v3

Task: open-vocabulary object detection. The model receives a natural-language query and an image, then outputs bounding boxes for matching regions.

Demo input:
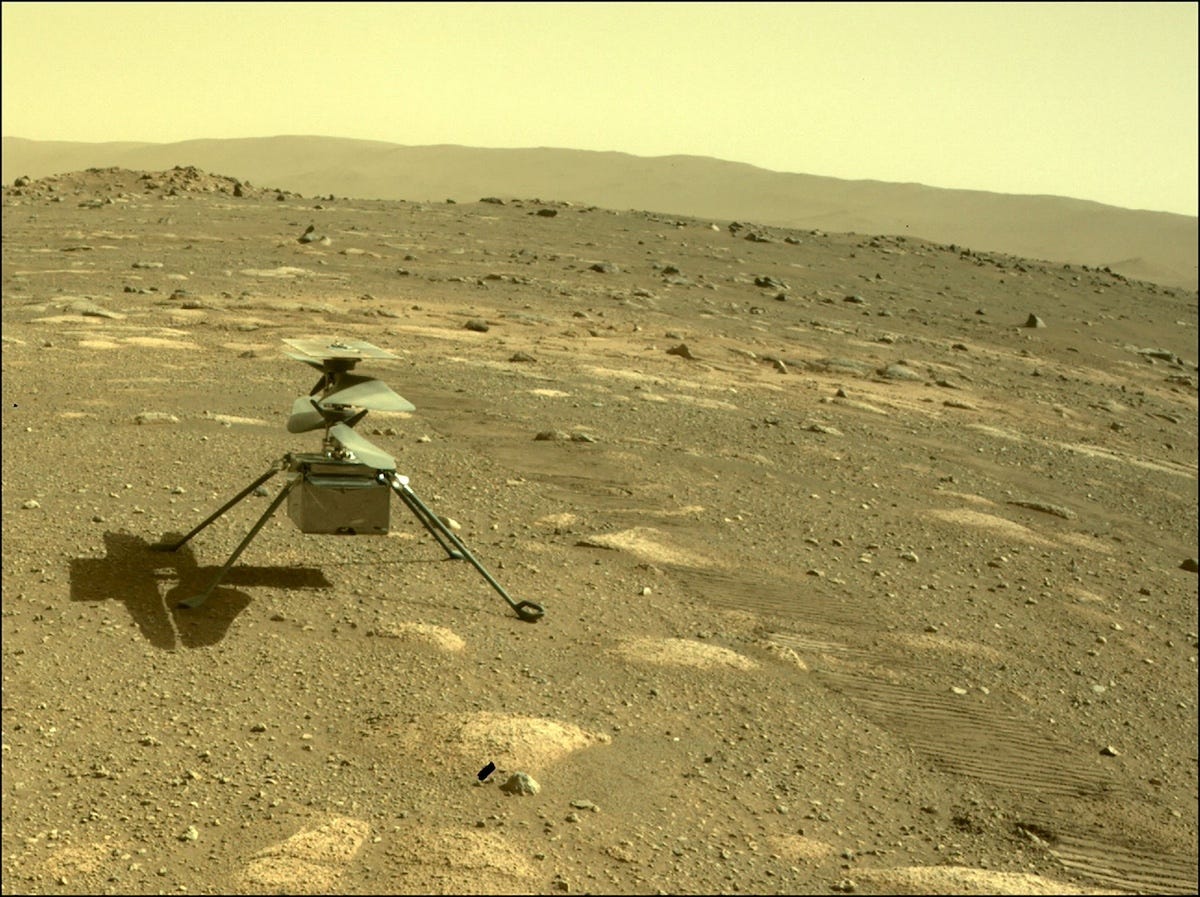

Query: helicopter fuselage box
[286,462,390,535]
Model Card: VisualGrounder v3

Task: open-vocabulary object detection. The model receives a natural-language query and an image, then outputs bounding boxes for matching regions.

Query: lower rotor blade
[329,423,396,470]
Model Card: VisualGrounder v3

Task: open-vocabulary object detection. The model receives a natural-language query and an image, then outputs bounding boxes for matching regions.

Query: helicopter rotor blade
[324,374,415,412]
[329,423,396,470]
[286,396,327,433]
[285,352,328,372]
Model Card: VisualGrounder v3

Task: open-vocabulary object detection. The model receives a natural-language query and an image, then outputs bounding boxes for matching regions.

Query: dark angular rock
[666,343,695,360]
[754,275,787,290]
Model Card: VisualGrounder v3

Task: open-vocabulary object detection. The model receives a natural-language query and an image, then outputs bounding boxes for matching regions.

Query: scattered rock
[666,343,695,360]
[464,319,490,333]
[1023,313,1046,328]
[1138,347,1182,364]
[134,412,180,425]
[804,423,841,435]
[878,363,922,381]
[21,499,40,510]
[499,772,540,796]
[536,208,558,218]
[589,262,619,274]
[1180,558,1199,573]
[754,275,787,290]
[535,430,570,441]
[66,298,124,319]
[1100,745,1121,757]
[509,351,537,363]
[762,641,809,671]
[815,357,876,377]
[1008,499,1076,520]
[131,260,163,269]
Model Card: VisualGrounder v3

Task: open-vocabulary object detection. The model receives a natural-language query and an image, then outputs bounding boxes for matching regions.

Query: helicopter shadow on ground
[69,531,332,650]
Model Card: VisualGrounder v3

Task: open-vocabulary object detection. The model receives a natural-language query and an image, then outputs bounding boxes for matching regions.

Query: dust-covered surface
[2,168,1197,894]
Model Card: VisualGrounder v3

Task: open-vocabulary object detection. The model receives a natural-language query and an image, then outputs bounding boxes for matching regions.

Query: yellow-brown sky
[2,1,1196,215]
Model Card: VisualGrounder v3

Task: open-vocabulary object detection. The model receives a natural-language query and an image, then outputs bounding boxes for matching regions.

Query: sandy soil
[2,167,1197,895]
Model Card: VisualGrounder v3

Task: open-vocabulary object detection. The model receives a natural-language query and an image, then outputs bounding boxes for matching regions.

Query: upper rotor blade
[323,374,415,412]
[286,396,326,433]
[285,351,328,372]
[329,423,396,470]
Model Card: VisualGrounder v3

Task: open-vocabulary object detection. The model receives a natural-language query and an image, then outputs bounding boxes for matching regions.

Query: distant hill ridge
[3,135,1195,290]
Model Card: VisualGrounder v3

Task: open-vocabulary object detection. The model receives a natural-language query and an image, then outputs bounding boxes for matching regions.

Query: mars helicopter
[152,338,545,623]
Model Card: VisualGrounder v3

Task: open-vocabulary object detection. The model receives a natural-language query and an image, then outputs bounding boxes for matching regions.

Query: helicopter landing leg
[152,460,285,553]
[176,477,299,610]
[389,478,463,560]
[384,473,545,623]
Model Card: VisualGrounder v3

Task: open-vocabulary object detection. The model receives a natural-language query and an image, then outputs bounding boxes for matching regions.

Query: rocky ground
[2,167,1197,895]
